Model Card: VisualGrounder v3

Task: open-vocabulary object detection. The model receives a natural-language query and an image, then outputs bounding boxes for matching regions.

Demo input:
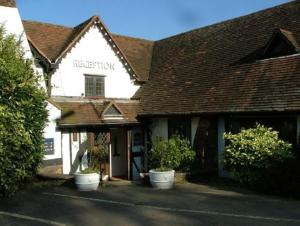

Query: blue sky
[16,0,290,40]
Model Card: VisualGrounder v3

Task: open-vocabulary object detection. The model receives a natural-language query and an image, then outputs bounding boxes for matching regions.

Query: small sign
[44,138,54,155]
[73,60,115,71]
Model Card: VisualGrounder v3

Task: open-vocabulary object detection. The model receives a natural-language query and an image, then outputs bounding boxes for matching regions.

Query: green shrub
[223,124,293,185]
[0,26,47,196]
[86,144,109,173]
[149,135,195,172]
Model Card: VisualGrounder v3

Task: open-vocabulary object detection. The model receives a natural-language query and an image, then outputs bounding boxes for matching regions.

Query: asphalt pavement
[0,180,300,226]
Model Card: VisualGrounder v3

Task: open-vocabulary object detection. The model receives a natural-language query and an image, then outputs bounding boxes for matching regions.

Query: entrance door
[111,128,128,179]
[193,117,218,173]
[131,128,144,180]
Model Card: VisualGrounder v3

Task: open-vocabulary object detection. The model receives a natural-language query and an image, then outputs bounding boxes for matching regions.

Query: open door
[131,128,145,180]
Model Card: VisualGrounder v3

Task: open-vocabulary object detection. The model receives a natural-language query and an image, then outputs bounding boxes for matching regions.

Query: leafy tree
[0,26,48,196]
[223,124,293,185]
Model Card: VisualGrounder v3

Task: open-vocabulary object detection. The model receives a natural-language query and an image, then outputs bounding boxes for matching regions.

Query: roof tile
[139,1,300,115]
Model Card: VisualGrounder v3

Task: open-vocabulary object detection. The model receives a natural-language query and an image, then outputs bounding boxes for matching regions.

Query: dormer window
[262,29,299,59]
[102,102,124,120]
[104,105,122,117]
[85,75,105,97]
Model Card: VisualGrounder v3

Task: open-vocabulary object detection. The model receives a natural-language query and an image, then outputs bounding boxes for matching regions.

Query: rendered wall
[43,102,61,161]
[51,25,139,98]
[62,130,88,174]
[0,5,32,59]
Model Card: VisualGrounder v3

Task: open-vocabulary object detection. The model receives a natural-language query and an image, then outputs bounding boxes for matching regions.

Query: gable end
[262,29,299,59]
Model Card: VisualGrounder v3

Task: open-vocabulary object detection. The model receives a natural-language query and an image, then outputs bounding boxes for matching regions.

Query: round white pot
[74,172,100,191]
[149,169,175,189]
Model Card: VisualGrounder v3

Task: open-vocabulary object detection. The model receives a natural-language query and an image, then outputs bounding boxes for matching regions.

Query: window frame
[84,74,105,97]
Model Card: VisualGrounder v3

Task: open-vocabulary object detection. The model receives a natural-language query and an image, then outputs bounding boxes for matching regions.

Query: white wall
[43,102,61,160]
[62,130,88,174]
[61,131,70,174]
[0,5,46,89]
[51,25,139,99]
[0,6,32,59]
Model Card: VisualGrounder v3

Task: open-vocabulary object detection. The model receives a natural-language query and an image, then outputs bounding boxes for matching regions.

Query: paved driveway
[0,181,300,226]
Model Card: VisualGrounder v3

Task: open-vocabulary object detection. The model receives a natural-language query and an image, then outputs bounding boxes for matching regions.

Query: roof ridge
[157,0,297,42]
[72,15,98,29]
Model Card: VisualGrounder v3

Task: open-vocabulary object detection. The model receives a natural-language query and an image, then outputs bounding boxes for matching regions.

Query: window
[85,75,105,97]
[103,104,123,118]
[104,105,121,116]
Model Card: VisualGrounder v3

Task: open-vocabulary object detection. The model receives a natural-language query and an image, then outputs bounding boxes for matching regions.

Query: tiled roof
[113,34,153,82]
[23,20,73,61]
[138,1,300,115]
[0,0,15,7]
[22,18,153,82]
[52,97,140,126]
[22,1,300,115]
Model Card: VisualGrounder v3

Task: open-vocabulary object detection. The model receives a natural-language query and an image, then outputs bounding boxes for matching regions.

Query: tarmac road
[0,181,299,226]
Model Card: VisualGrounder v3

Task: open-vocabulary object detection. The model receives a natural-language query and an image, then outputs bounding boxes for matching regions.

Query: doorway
[110,128,128,179]
[193,117,218,174]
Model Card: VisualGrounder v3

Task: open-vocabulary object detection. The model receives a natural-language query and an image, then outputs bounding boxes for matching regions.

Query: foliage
[223,124,294,185]
[86,144,109,172]
[149,135,195,172]
[80,167,99,174]
[0,26,48,196]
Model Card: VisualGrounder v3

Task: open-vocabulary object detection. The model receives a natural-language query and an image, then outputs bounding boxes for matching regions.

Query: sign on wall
[73,60,115,71]
[44,138,54,155]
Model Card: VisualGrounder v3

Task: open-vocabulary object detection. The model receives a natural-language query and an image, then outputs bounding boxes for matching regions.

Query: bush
[0,26,48,196]
[86,144,109,173]
[223,124,293,185]
[149,135,195,172]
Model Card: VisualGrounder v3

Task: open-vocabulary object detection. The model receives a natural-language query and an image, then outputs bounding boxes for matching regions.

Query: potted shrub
[148,135,195,189]
[74,167,100,191]
[74,144,109,191]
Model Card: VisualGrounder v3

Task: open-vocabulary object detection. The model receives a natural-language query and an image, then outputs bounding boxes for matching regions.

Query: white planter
[149,169,175,189]
[74,172,100,191]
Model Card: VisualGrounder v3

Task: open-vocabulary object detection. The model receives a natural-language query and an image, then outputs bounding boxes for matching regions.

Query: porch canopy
[51,97,141,128]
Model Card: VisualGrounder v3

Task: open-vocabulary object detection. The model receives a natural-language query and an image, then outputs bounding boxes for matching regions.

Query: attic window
[103,104,124,119]
[262,29,299,59]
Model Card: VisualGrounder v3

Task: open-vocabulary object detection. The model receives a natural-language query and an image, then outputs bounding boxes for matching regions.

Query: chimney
[0,0,16,7]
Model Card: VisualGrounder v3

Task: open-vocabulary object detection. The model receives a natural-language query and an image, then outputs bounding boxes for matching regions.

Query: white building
[0,0,150,180]
[1,0,300,179]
